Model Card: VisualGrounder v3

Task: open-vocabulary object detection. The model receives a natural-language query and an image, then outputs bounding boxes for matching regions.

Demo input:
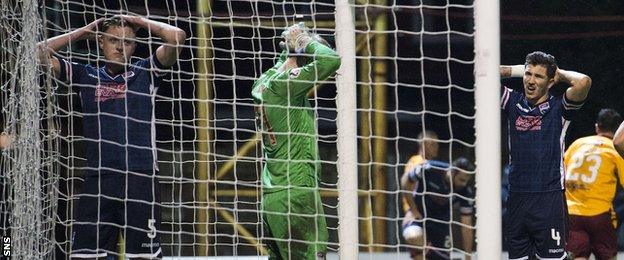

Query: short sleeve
[55,56,85,85]
[407,163,423,183]
[561,94,584,120]
[501,86,518,111]
[134,55,167,78]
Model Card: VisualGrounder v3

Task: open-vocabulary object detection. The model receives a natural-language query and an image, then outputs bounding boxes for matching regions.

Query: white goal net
[0,0,491,259]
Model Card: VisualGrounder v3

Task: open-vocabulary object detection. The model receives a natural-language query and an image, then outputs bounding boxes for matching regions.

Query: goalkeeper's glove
[279,22,312,54]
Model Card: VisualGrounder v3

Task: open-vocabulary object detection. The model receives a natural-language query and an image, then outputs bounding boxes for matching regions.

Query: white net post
[474,0,501,259]
[1,0,57,259]
[12,0,44,257]
[334,0,358,259]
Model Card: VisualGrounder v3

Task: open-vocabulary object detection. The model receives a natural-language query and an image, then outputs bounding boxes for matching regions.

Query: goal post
[334,0,359,259]
[474,0,502,259]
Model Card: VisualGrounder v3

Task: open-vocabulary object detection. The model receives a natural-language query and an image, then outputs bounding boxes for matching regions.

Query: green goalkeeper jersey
[251,41,341,194]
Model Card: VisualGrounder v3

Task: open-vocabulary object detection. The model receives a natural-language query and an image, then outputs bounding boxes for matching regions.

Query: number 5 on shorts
[147,219,157,239]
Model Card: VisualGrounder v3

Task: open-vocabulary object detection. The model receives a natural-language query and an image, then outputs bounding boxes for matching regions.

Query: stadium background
[30,0,624,258]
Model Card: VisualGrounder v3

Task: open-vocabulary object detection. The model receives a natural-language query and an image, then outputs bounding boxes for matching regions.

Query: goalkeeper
[37,15,186,259]
[252,23,340,259]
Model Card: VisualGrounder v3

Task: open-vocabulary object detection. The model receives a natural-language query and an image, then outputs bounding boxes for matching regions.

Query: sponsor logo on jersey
[95,82,126,102]
[289,68,301,79]
[515,115,542,131]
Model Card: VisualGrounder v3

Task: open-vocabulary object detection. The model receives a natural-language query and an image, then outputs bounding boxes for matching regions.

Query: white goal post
[334,0,359,259]
[474,0,502,259]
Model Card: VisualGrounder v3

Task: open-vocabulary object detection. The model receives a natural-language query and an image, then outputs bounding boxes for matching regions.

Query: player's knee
[402,225,424,246]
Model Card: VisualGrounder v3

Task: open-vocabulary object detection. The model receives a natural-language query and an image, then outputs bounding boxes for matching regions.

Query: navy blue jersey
[56,56,165,172]
[501,86,583,192]
[407,160,474,221]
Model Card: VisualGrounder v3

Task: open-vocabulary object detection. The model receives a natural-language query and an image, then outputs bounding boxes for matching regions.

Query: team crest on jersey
[289,68,301,79]
[515,115,542,131]
[95,83,126,102]
[538,102,550,114]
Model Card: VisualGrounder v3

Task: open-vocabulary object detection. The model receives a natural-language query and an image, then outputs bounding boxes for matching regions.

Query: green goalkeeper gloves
[279,22,312,54]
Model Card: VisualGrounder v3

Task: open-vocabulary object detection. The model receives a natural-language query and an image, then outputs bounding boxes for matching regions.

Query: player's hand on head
[84,18,105,40]
[553,68,562,83]
[111,14,141,28]
[280,22,312,53]
[88,18,105,29]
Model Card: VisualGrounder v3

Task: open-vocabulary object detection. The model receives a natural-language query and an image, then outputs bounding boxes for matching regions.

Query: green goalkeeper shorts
[262,188,328,260]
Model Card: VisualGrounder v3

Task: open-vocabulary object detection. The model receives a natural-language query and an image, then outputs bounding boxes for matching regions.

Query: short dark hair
[525,51,557,78]
[452,157,474,174]
[100,17,137,34]
[596,108,622,133]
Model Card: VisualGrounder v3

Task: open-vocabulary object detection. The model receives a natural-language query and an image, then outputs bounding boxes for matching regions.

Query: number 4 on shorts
[551,228,560,246]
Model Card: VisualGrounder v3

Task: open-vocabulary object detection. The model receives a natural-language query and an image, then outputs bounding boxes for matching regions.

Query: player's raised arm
[615,122,624,157]
[556,68,592,103]
[119,15,187,68]
[272,51,288,70]
[500,65,524,79]
[273,23,341,98]
[36,18,103,77]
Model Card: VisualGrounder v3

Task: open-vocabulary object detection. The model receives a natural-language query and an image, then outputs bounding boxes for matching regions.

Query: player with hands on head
[279,22,311,54]
[500,51,592,260]
[252,22,340,260]
[37,14,186,259]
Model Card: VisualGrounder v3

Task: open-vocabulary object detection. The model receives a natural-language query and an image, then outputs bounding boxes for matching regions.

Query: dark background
[34,0,624,257]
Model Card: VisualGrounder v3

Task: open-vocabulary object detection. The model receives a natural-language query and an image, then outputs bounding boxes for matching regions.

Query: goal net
[0,0,489,258]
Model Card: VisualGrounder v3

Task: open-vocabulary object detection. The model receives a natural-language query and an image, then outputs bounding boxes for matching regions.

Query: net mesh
[0,0,477,258]
[1,0,59,259]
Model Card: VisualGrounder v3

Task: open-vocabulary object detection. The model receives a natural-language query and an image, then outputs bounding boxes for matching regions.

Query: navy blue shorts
[505,190,568,259]
[70,170,161,259]
[403,219,451,260]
